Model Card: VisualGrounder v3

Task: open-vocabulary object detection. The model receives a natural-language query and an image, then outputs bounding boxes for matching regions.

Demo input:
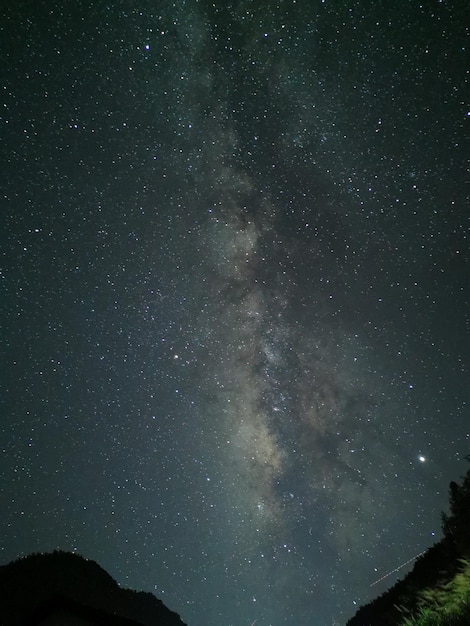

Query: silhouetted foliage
[0,550,186,626]
[347,459,470,625]
[401,560,470,626]
[441,456,470,556]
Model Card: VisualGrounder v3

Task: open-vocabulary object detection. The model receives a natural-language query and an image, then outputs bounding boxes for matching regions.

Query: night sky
[1,1,468,625]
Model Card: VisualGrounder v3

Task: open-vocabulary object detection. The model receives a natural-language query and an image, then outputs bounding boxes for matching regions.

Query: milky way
[1,2,468,625]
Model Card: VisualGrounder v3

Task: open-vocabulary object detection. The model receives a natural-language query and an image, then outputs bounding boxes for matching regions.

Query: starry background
[0,1,468,625]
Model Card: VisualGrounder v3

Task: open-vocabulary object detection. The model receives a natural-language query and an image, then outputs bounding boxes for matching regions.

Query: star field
[1,2,468,625]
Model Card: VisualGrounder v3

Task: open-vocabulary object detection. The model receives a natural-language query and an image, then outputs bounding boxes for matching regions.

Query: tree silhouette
[441,455,470,556]
[347,456,470,625]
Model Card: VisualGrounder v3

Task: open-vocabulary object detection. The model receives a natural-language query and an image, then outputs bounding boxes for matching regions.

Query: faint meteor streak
[370,549,427,587]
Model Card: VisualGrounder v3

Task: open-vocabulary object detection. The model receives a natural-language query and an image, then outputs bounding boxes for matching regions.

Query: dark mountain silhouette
[23,592,147,625]
[346,458,470,625]
[0,550,187,626]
